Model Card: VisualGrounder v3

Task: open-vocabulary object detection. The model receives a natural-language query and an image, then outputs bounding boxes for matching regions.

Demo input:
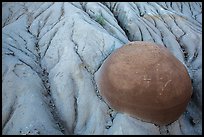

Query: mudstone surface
[2,2,202,135]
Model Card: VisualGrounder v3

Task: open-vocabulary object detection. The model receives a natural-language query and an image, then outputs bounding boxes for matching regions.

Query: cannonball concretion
[95,41,192,125]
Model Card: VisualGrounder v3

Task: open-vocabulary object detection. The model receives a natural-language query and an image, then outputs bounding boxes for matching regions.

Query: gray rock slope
[2,2,202,135]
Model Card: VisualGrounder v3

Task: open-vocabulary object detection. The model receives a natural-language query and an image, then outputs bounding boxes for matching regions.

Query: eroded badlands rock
[2,2,202,135]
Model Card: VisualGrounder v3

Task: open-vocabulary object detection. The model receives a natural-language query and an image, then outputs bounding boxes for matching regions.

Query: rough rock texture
[2,2,202,135]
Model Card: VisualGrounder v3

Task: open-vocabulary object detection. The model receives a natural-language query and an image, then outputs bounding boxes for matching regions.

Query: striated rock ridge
[2,2,202,135]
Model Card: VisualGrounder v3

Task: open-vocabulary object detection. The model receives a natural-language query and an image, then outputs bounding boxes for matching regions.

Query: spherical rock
[95,41,192,125]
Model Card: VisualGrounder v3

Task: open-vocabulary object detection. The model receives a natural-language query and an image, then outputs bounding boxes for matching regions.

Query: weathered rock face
[2,2,202,135]
[96,41,193,126]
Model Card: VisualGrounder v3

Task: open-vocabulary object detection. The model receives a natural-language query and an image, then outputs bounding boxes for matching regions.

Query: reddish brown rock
[96,41,192,125]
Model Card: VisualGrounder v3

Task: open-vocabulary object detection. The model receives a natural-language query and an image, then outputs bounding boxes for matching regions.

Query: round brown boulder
[95,41,192,125]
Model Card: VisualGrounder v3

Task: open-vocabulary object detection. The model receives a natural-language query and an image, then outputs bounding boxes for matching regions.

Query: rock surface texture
[2,2,202,135]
